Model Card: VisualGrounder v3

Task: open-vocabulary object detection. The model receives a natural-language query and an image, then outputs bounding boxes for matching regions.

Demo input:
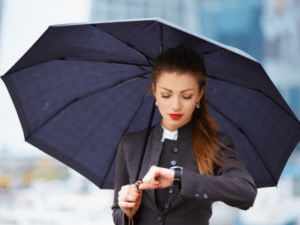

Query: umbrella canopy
[1,18,300,189]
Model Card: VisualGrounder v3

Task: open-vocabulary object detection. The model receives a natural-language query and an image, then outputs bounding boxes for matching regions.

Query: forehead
[157,71,198,90]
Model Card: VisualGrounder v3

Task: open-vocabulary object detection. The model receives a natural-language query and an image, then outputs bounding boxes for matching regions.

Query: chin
[168,116,184,122]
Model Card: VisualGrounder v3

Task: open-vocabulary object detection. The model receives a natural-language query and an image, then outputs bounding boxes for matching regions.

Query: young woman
[111,45,257,225]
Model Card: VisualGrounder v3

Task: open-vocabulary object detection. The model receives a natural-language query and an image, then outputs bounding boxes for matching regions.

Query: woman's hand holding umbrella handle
[118,183,143,218]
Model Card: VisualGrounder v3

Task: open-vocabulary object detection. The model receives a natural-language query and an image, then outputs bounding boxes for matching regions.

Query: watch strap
[170,166,182,188]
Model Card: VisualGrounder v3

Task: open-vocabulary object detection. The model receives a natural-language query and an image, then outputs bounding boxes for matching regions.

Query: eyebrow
[160,87,194,93]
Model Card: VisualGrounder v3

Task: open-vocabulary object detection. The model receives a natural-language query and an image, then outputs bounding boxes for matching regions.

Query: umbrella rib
[59,57,152,68]
[92,24,155,66]
[2,58,151,77]
[137,65,148,72]
[159,22,163,53]
[207,100,277,185]
[207,75,300,125]
[201,49,223,55]
[76,72,150,100]
[207,75,261,98]
[208,75,255,89]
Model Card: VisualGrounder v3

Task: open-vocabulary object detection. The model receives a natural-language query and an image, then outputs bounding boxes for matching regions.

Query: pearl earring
[155,101,158,106]
[196,101,200,108]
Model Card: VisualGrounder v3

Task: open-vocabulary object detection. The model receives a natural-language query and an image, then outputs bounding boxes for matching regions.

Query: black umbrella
[1,18,300,189]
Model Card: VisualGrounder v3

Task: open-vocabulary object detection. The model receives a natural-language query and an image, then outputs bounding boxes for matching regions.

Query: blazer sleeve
[111,134,140,225]
[179,132,257,210]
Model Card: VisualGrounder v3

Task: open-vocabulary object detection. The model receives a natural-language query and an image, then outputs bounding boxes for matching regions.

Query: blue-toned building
[0,0,3,58]
[199,0,263,62]
[90,0,201,34]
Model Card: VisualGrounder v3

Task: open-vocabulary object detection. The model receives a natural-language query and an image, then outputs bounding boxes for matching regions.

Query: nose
[171,97,181,111]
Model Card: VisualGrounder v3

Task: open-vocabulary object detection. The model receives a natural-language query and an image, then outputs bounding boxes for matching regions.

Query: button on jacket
[111,119,257,225]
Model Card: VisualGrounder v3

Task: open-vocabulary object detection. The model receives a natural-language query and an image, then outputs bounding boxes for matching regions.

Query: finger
[119,201,138,209]
[148,179,160,189]
[126,193,140,203]
[119,191,139,203]
[135,180,142,186]
[120,186,135,201]
[151,182,160,189]
[130,184,142,195]
[138,182,147,190]
[138,180,157,190]
[128,185,141,197]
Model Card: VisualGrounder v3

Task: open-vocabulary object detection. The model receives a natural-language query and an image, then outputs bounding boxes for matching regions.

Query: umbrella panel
[206,78,300,187]
[27,76,153,188]
[5,60,149,139]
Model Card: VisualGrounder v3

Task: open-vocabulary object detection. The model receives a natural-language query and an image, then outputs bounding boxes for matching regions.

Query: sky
[0,0,92,156]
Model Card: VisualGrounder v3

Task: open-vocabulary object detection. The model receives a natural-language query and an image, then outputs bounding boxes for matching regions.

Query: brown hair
[146,45,237,176]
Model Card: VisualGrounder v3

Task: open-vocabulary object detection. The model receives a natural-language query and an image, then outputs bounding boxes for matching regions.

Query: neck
[160,117,192,132]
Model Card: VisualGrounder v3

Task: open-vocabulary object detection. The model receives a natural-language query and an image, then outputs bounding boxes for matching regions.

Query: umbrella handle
[128,183,139,225]
[131,183,139,190]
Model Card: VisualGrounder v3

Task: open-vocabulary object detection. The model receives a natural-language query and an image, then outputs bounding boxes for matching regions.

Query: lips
[169,114,183,120]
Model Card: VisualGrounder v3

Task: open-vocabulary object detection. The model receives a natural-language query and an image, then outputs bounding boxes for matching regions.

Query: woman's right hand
[118,181,143,218]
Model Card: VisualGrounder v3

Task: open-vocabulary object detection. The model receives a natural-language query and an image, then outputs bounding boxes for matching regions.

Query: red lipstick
[169,114,183,120]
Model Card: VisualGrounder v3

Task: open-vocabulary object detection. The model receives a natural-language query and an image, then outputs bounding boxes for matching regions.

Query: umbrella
[1,18,300,190]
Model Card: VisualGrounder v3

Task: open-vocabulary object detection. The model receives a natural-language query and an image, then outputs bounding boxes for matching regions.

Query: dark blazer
[111,119,257,225]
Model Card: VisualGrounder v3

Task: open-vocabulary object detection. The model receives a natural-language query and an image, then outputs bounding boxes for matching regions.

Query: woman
[111,45,257,225]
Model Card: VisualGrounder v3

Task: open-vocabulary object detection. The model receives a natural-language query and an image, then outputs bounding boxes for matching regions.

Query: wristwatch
[170,166,183,188]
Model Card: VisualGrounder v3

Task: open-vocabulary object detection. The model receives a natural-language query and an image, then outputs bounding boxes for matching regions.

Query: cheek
[157,99,168,109]
[184,102,196,112]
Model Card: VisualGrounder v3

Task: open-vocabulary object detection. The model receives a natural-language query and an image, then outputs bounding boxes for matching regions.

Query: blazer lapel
[138,120,164,207]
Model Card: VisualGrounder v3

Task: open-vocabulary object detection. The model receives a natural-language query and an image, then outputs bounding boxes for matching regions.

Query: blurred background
[0,0,299,224]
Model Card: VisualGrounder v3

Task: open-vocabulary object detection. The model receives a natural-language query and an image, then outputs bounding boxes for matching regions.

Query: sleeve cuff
[179,169,210,201]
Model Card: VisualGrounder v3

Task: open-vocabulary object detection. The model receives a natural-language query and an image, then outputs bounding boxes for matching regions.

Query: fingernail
[138,191,140,194]
[135,204,138,207]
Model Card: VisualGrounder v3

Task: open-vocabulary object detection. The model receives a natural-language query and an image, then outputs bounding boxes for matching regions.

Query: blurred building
[199,0,263,62]
[262,0,300,66]
[0,0,3,63]
[0,1,3,28]
[0,149,69,190]
[90,0,201,34]
[261,0,300,125]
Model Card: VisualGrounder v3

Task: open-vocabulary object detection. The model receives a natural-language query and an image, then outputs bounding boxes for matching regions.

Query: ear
[198,89,204,102]
[152,83,156,96]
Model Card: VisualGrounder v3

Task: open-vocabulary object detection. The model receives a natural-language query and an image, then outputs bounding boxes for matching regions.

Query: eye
[161,95,192,99]
[162,95,170,98]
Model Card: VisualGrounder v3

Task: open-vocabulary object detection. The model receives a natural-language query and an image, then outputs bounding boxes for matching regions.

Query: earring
[155,101,158,106]
[196,101,200,108]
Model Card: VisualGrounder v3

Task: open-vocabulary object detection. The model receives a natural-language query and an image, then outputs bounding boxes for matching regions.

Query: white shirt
[160,122,178,142]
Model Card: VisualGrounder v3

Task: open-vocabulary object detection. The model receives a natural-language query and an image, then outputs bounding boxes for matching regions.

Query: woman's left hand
[137,166,174,190]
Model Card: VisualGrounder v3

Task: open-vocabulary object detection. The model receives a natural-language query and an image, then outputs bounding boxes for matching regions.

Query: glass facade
[199,0,263,62]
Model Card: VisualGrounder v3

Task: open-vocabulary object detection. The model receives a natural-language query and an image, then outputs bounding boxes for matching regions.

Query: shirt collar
[153,117,195,142]
[161,122,178,142]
